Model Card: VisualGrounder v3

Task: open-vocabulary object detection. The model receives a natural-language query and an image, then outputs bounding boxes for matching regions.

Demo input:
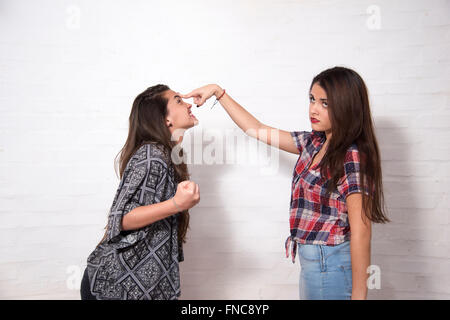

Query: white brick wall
[0,0,449,299]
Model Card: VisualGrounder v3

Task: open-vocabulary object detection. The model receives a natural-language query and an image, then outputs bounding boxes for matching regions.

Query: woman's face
[309,83,332,134]
[164,90,199,132]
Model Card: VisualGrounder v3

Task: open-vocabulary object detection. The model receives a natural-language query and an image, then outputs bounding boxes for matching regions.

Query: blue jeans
[298,240,352,300]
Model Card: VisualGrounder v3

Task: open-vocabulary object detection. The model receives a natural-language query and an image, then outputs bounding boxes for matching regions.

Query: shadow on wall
[179,159,232,299]
[178,130,245,299]
[179,120,436,299]
[368,117,430,299]
[179,129,299,299]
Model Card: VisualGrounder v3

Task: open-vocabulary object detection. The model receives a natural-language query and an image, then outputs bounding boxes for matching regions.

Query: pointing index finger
[181,91,196,99]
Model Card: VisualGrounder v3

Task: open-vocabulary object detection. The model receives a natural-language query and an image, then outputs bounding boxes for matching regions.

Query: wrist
[172,196,184,212]
[213,85,224,98]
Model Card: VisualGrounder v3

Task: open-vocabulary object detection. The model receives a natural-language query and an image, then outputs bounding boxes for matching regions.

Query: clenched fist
[173,180,200,211]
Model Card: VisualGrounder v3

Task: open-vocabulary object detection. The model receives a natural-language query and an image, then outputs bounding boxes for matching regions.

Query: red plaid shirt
[285,130,369,263]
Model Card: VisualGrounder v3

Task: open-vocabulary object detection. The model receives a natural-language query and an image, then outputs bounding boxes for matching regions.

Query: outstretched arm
[182,84,299,155]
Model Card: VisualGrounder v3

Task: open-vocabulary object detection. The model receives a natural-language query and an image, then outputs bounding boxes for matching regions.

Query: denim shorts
[298,240,352,300]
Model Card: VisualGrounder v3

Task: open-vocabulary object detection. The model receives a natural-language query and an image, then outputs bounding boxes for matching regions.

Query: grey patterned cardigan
[86,142,183,300]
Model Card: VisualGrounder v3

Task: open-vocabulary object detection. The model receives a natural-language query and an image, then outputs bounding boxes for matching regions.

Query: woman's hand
[181,84,224,107]
[183,83,299,154]
[173,180,200,211]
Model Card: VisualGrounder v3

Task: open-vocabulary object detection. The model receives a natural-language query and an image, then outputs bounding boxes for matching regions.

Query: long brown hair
[98,84,190,246]
[313,66,389,224]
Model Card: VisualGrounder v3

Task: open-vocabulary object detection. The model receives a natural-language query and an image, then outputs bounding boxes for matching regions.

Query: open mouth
[310,117,319,123]
[188,110,197,119]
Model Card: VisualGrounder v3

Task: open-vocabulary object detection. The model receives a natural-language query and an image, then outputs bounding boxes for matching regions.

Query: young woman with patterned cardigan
[81,85,200,300]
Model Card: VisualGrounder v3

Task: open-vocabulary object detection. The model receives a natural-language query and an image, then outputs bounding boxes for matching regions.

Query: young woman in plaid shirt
[182,66,390,300]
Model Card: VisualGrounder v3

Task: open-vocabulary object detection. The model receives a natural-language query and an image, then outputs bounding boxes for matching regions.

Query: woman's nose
[310,102,319,115]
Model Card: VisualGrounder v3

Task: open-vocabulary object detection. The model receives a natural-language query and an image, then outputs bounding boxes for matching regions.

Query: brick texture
[0,0,449,299]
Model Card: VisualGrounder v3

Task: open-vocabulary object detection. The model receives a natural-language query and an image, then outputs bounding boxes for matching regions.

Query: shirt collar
[311,130,326,146]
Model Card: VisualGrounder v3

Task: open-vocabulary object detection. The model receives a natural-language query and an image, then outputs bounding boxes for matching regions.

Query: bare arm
[347,192,372,300]
[122,181,200,231]
[182,84,300,154]
[122,199,179,231]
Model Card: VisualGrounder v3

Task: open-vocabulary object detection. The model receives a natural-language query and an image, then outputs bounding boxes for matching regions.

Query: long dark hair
[313,66,389,224]
[98,84,190,246]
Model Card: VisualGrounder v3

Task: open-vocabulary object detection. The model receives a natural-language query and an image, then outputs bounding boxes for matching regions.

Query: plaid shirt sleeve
[290,131,312,154]
[337,147,370,199]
